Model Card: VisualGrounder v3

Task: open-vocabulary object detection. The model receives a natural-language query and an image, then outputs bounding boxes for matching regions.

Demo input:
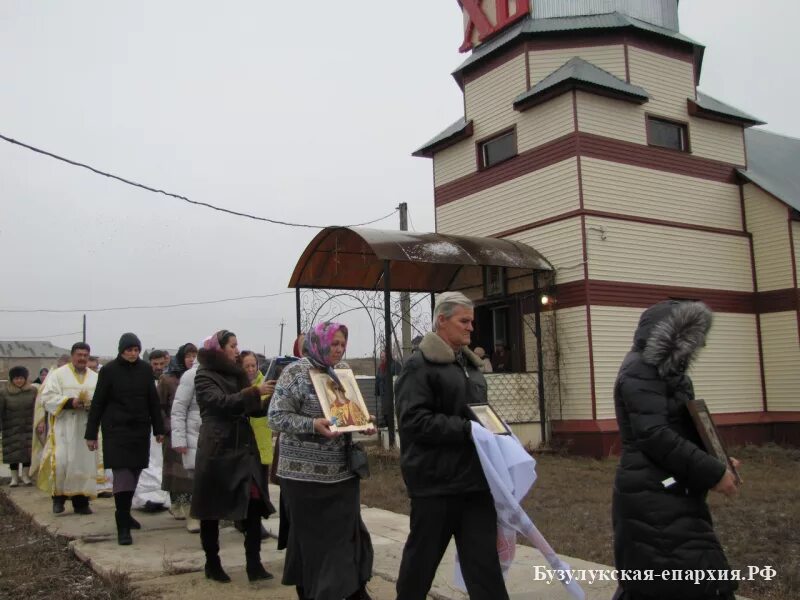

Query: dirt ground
[360,444,800,600]
[0,491,139,600]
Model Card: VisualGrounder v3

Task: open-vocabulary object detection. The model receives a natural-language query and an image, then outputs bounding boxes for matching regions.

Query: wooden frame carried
[467,403,512,435]
[686,399,742,485]
[309,368,372,433]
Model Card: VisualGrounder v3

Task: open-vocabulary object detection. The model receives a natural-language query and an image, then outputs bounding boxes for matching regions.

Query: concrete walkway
[3,482,620,600]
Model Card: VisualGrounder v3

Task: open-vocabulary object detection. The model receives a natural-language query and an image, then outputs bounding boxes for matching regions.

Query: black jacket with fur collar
[613,301,735,598]
[190,348,273,521]
[394,332,488,498]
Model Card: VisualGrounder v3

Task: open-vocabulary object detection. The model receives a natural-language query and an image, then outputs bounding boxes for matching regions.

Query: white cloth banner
[454,423,585,599]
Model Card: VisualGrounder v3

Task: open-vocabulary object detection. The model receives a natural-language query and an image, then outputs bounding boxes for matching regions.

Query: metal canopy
[289,227,553,292]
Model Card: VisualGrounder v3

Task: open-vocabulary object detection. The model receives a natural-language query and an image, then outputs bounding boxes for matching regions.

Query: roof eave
[687,99,765,128]
[412,120,474,158]
[514,81,648,112]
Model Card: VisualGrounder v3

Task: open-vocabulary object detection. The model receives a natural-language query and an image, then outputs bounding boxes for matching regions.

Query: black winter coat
[613,301,736,599]
[85,356,165,469]
[0,383,36,464]
[190,349,274,521]
[395,332,488,498]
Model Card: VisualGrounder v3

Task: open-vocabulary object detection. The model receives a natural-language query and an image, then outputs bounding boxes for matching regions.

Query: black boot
[246,558,274,582]
[346,585,373,600]
[52,496,65,514]
[128,514,141,530]
[204,557,231,583]
[115,511,132,545]
[244,499,272,581]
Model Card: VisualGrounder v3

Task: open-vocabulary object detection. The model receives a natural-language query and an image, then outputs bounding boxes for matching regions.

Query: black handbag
[345,434,370,479]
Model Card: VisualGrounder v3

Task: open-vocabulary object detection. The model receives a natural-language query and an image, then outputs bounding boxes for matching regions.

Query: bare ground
[360,443,800,600]
[0,491,140,600]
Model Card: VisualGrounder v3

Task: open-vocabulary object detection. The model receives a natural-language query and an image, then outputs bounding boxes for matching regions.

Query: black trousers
[200,498,263,563]
[53,494,89,508]
[396,491,508,600]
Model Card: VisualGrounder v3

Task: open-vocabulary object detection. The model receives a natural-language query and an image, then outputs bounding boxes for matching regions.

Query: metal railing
[485,372,540,423]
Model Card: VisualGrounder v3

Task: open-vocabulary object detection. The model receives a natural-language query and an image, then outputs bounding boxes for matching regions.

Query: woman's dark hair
[71,342,91,355]
[181,343,198,355]
[239,350,257,363]
[217,330,236,348]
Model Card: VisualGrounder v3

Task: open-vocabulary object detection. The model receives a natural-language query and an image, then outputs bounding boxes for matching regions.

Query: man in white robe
[39,342,98,514]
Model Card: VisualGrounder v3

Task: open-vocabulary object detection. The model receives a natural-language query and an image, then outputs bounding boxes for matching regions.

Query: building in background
[0,341,71,381]
[414,0,800,455]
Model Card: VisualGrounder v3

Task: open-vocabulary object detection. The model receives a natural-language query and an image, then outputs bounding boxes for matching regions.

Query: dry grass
[0,490,141,600]
[361,443,800,600]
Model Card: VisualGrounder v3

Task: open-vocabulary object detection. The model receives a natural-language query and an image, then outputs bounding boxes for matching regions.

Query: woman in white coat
[170,363,202,533]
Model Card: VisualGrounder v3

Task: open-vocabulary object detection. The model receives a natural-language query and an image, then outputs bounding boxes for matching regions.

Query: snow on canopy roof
[289,227,553,292]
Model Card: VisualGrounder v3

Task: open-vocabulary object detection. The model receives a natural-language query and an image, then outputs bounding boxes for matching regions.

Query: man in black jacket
[394,292,508,600]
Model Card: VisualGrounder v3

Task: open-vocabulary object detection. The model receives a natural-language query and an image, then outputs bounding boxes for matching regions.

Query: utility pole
[82,314,86,343]
[278,319,285,356]
[398,203,412,361]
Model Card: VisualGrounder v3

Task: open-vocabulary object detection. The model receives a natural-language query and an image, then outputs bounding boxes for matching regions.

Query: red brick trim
[788,211,800,347]
[434,132,739,206]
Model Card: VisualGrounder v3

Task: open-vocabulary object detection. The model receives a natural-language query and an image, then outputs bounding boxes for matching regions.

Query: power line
[2,331,83,340]
[0,291,295,314]
[0,132,398,229]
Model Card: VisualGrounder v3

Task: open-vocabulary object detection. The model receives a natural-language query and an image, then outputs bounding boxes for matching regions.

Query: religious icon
[467,403,511,435]
[686,399,742,485]
[76,389,91,409]
[309,368,372,433]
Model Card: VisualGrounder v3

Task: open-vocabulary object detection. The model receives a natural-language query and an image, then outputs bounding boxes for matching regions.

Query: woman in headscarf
[191,330,275,583]
[269,322,375,600]
[0,366,36,486]
[158,342,198,521]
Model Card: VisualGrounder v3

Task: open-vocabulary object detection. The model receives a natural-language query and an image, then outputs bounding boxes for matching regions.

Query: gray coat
[0,383,36,464]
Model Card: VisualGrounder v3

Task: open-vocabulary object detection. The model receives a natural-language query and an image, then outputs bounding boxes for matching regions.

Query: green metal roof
[739,129,800,212]
[692,91,765,126]
[454,12,703,77]
[513,56,649,109]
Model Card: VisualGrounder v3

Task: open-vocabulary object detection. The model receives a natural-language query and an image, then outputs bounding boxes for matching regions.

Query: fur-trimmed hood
[197,348,250,389]
[418,332,483,369]
[634,301,713,378]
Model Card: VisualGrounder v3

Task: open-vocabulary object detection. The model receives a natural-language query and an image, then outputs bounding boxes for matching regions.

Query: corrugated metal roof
[412,117,472,157]
[693,91,764,125]
[513,56,649,108]
[739,129,800,212]
[0,340,71,358]
[454,12,701,75]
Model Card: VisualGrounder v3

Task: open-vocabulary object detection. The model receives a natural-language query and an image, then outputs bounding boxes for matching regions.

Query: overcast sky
[1,1,798,359]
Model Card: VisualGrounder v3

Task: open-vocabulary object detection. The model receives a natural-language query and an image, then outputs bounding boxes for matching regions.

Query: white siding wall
[529,45,626,85]
[576,91,646,145]
[628,47,693,122]
[517,93,575,152]
[590,307,763,419]
[585,216,753,291]
[436,158,580,237]
[433,141,475,187]
[794,221,800,285]
[465,54,527,141]
[581,157,743,230]
[760,312,800,411]
[690,313,763,413]
[691,119,746,166]
[743,183,794,292]
[553,307,593,419]
[505,216,585,284]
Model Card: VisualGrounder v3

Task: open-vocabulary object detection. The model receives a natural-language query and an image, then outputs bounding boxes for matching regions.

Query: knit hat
[118,332,142,354]
[8,366,29,381]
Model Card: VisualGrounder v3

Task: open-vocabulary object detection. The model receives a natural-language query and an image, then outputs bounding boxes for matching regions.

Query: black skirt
[281,477,373,600]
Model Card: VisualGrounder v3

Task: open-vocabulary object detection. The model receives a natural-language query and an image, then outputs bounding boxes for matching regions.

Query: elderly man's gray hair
[433,291,474,331]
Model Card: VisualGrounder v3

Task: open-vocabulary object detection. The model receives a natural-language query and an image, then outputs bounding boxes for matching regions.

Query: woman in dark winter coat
[85,333,165,546]
[0,366,36,486]
[191,330,275,583]
[612,301,740,600]
[158,342,198,519]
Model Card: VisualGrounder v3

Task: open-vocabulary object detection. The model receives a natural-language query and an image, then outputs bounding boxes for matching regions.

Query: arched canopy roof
[289,227,553,292]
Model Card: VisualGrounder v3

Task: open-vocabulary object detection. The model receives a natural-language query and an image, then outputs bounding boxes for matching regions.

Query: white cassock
[39,364,98,498]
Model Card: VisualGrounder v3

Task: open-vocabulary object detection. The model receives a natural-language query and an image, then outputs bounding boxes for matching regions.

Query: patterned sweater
[268,357,352,483]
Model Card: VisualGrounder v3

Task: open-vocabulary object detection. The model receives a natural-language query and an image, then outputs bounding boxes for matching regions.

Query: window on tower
[647,116,689,152]
[478,128,517,169]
